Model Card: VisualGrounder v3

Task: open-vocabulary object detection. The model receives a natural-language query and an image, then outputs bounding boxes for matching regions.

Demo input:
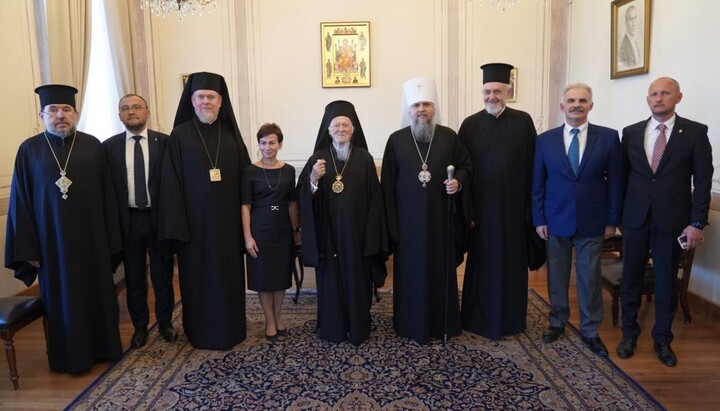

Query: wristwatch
[690,220,708,230]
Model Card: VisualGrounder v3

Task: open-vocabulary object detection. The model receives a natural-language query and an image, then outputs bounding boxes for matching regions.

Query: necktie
[651,124,666,173]
[568,128,580,175]
[133,136,148,208]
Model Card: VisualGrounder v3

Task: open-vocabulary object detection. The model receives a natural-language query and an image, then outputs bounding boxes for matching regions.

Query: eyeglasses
[43,106,75,115]
[119,104,146,113]
[330,122,352,130]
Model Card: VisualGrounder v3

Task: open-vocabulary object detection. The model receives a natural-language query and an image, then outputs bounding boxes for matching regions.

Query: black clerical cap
[173,71,233,128]
[35,84,78,109]
[313,100,368,152]
[481,63,514,84]
[190,72,224,94]
[172,71,251,166]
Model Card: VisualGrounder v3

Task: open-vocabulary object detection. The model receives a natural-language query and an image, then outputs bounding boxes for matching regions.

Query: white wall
[568,0,720,303]
[146,0,552,162]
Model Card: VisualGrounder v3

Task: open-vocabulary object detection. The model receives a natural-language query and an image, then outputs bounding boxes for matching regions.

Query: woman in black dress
[241,123,299,342]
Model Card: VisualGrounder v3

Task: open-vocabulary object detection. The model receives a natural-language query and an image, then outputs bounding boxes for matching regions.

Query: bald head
[646,77,682,122]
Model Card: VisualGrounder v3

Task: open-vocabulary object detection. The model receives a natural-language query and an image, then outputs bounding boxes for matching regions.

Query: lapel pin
[679,129,684,134]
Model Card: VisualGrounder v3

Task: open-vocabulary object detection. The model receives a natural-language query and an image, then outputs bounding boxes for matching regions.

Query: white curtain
[36,0,92,111]
[103,0,149,98]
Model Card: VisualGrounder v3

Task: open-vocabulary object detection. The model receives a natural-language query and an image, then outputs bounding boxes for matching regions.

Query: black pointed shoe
[616,336,637,359]
[131,329,148,348]
[654,342,677,367]
[159,323,179,342]
[542,326,565,343]
[581,336,609,357]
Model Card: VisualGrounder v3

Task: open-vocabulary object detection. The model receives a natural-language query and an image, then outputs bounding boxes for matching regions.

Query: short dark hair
[256,123,284,143]
[119,93,148,108]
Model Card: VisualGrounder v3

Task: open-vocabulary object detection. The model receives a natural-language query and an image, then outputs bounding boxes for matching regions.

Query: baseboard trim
[688,292,720,326]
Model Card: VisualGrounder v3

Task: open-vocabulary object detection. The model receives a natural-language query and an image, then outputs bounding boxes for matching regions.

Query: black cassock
[459,107,542,340]
[382,125,471,344]
[158,118,249,350]
[298,146,387,345]
[5,132,123,373]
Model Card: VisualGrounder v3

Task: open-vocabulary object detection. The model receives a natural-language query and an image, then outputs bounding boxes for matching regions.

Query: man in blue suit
[532,83,624,356]
[616,77,712,367]
[104,94,177,348]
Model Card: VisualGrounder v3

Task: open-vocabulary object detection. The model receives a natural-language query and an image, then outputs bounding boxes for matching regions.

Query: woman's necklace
[194,118,222,182]
[329,145,352,194]
[261,161,282,190]
[411,131,434,187]
[44,131,77,200]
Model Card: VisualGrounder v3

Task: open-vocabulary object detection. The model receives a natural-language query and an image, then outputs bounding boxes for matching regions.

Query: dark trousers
[125,208,175,330]
[620,215,681,344]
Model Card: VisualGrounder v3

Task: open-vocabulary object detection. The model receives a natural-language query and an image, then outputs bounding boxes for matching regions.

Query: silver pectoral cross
[55,170,72,200]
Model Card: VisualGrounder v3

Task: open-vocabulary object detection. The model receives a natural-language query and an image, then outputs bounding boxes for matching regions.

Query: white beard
[410,118,435,143]
[333,142,351,161]
[485,103,505,117]
[196,111,218,124]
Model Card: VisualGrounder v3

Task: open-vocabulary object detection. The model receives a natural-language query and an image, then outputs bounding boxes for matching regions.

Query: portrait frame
[611,0,651,79]
[320,21,370,88]
[507,68,518,103]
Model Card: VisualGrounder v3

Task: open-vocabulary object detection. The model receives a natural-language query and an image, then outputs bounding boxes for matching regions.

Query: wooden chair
[600,234,696,326]
[0,297,46,390]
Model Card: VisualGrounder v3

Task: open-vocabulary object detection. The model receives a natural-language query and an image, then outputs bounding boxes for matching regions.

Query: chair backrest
[678,247,696,289]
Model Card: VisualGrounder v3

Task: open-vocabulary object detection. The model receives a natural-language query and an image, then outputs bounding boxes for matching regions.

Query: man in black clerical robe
[459,63,543,341]
[158,72,251,350]
[382,77,471,345]
[5,84,123,373]
[297,100,387,346]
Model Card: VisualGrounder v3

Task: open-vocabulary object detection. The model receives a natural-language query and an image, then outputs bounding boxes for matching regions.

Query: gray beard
[48,125,76,138]
[410,119,435,143]
[333,142,351,161]
[196,111,218,124]
[485,103,505,117]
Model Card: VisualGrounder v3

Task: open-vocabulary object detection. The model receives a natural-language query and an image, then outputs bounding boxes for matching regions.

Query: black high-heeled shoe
[277,328,288,338]
[266,333,279,344]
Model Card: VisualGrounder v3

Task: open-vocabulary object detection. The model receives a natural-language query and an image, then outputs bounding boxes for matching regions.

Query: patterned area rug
[66,290,664,410]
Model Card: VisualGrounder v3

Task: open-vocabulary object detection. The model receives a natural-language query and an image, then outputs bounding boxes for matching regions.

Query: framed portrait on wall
[611,0,651,79]
[507,68,518,103]
[321,21,370,88]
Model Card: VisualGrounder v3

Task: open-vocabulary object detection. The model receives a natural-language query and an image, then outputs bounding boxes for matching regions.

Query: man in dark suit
[618,5,641,70]
[103,94,177,348]
[617,77,713,367]
[532,83,624,356]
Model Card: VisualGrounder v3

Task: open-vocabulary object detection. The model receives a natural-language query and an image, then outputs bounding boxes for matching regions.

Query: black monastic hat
[35,84,78,109]
[173,71,236,128]
[480,63,514,84]
[172,71,250,164]
[313,100,368,152]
